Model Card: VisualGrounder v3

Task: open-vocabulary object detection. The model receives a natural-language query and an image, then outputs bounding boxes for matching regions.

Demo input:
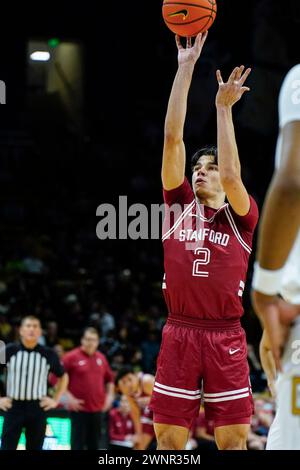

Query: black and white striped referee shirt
[2,342,64,401]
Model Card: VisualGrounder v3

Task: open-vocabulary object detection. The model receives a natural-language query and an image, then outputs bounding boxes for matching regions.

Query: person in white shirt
[252,64,300,449]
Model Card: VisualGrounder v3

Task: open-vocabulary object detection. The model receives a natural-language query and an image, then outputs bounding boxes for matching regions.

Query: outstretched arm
[253,125,300,366]
[216,66,252,215]
[162,32,208,190]
[257,122,300,271]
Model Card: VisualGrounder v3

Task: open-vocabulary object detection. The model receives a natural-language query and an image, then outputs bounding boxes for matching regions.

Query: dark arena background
[0,0,299,460]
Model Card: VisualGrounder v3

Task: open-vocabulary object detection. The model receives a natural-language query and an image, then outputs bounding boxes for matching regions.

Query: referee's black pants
[1,401,46,450]
[71,411,104,450]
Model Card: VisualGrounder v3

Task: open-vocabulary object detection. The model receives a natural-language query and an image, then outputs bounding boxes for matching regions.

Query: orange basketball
[162,0,217,37]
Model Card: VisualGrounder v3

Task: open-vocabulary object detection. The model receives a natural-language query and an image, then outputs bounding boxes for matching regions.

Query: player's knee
[218,437,247,450]
[216,427,248,450]
[156,429,184,450]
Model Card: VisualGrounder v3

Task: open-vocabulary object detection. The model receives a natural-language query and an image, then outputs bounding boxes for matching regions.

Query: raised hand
[176,32,208,67]
[216,65,251,108]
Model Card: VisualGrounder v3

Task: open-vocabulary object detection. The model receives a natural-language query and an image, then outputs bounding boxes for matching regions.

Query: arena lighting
[30,51,51,61]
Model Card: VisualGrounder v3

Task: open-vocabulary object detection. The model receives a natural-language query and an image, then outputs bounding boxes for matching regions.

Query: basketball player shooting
[149,32,259,450]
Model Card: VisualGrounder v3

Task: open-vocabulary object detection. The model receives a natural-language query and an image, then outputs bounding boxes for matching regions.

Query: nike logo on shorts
[229,348,240,355]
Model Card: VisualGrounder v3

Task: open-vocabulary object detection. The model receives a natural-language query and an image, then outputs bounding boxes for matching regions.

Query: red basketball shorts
[150,318,254,429]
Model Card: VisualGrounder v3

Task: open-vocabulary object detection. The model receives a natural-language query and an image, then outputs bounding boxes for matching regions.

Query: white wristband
[252,262,283,296]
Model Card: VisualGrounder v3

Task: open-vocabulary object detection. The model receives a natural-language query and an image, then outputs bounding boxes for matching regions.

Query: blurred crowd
[2,0,296,449]
[107,393,275,451]
[0,235,274,449]
[0,235,165,376]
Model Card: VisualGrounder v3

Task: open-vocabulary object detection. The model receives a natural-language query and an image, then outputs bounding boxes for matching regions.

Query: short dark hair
[115,366,135,386]
[191,145,218,171]
[20,315,41,327]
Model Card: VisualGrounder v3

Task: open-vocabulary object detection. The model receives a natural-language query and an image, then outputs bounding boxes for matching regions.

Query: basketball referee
[0,316,68,450]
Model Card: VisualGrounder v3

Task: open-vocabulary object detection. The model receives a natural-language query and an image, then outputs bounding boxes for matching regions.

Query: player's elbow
[164,130,183,145]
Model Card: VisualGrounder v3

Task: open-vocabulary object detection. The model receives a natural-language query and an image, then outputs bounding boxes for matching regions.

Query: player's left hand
[40,396,58,411]
[216,65,251,108]
[259,331,278,398]
[252,290,299,371]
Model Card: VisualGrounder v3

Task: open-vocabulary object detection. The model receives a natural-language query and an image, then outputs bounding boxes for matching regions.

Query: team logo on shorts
[229,348,240,355]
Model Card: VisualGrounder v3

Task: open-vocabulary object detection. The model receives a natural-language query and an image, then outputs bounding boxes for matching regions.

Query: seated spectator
[109,396,137,450]
[115,367,155,450]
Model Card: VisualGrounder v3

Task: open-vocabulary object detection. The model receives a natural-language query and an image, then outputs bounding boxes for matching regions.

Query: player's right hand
[176,32,208,67]
[0,397,12,411]
[216,65,251,108]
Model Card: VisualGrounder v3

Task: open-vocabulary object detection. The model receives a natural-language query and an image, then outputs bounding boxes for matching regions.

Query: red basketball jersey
[162,178,259,323]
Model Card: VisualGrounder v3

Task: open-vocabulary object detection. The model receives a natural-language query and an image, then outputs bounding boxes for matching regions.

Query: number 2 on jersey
[192,248,211,278]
